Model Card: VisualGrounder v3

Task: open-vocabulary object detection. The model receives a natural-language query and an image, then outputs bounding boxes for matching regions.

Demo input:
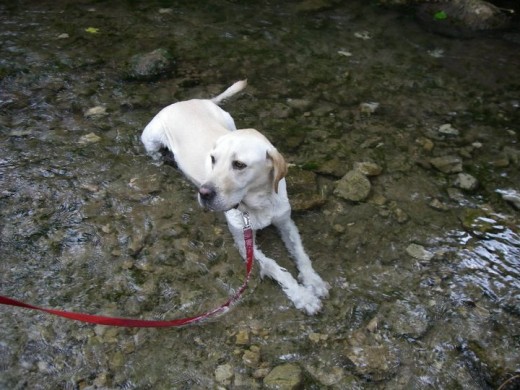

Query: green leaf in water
[434,11,448,21]
[85,27,100,34]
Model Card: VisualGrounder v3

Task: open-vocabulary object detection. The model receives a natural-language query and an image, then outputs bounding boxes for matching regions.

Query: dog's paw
[299,272,330,299]
[285,285,323,315]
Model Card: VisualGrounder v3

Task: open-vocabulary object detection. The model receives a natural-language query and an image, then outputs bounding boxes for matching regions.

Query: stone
[215,364,234,385]
[286,98,312,110]
[305,364,344,386]
[345,343,400,381]
[353,161,383,176]
[416,137,435,152]
[453,173,478,191]
[417,0,510,38]
[78,132,101,144]
[334,170,371,202]
[406,244,434,261]
[387,300,430,338]
[235,328,250,345]
[359,102,379,115]
[242,346,261,368]
[438,123,459,136]
[84,106,107,119]
[286,167,326,211]
[430,156,463,173]
[317,158,348,177]
[428,198,449,211]
[125,48,175,81]
[264,363,303,390]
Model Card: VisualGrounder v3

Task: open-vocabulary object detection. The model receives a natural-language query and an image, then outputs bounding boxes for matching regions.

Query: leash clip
[242,211,251,230]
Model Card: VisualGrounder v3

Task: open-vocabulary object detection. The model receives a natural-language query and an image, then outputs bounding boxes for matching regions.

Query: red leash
[0,213,254,327]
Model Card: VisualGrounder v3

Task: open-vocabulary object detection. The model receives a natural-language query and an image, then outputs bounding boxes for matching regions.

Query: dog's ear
[266,148,288,193]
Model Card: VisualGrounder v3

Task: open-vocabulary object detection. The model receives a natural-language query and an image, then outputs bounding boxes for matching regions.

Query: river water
[1,1,519,389]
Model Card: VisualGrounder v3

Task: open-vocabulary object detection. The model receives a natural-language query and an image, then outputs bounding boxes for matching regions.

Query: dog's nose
[198,184,216,202]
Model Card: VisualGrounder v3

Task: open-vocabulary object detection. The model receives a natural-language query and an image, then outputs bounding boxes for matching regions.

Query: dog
[141,80,329,315]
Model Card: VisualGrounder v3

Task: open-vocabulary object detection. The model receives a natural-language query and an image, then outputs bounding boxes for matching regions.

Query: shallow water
[1,1,519,389]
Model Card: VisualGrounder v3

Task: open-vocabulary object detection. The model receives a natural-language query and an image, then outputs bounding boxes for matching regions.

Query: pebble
[125,48,175,81]
[453,173,478,191]
[305,364,344,386]
[263,363,303,389]
[308,332,328,343]
[286,98,312,110]
[387,300,430,338]
[428,198,449,211]
[235,328,250,345]
[438,123,459,136]
[353,161,382,176]
[345,341,400,381]
[215,363,234,385]
[78,132,101,144]
[334,170,371,202]
[84,106,107,119]
[359,102,379,115]
[406,244,434,261]
[416,137,435,152]
[242,346,261,368]
[429,155,463,173]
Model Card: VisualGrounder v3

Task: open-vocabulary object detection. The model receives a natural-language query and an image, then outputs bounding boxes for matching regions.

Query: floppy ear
[266,148,288,193]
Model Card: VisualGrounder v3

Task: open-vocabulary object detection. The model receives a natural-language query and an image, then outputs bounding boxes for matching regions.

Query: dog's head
[198,129,288,211]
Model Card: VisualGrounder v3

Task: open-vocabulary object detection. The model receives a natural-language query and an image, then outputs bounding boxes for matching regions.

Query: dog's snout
[198,184,216,202]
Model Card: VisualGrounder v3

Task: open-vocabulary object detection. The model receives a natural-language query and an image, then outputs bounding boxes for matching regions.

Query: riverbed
[1,1,519,389]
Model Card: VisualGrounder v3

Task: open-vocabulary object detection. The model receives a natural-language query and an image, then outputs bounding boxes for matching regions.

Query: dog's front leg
[225,216,323,315]
[273,217,330,299]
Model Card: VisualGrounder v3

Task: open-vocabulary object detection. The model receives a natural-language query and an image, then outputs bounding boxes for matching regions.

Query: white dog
[141,80,329,314]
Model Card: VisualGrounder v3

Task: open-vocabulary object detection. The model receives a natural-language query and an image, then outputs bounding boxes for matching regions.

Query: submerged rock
[430,155,463,173]
[438,123,459,136]
[344,338,400,381]
[125,48,175,81]
[406,243,434,261]
[84,106,108,119]
[215,363,234,385]
[416,0,510,37]
[386,300,430,338]
[334,170,371,202]
[263,363,303,389]
[287,167,326,211]
[353,161,383,177]
[453,172,478,191]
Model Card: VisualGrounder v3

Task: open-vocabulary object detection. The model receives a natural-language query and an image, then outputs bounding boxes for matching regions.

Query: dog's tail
[211,80,247,105]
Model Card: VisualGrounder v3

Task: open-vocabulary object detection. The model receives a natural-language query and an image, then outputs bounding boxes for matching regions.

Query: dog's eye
[210,155,216,165]
[232,160,247,170]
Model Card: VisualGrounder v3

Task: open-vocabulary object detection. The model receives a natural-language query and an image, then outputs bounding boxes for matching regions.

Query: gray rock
[387,300,430,338]
[286,167,326,211]
[406,243,434,261]
[353,161,383,176]
[438,123,459,136]
[453,173,478,191]
[317,158,348,178]
[263,363,303,389]
[334,170,371,202]
[345,339,400,381]
[430,155,463,173]
[215,364,234,385]
[84,106,108,119]
[125,48,175,81]
[416,0,510,38]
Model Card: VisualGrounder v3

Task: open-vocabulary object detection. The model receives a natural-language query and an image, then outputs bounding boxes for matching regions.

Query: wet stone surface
[1,1,519,389]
